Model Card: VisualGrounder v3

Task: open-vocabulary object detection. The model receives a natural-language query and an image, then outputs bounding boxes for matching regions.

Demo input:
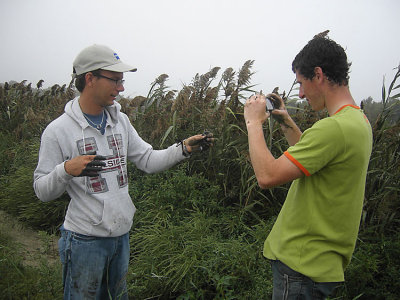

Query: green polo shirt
[263,105,373,282]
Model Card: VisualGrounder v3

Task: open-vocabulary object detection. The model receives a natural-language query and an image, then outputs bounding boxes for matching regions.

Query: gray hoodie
[33,96,186,237]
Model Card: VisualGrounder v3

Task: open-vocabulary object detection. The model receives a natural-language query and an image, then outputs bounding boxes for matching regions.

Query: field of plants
[0,61,399,299]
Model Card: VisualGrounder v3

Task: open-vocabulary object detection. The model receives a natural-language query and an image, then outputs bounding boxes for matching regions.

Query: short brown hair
[73,69,101,92]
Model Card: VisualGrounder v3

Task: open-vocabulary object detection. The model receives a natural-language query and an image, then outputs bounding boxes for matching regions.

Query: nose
[299,87,305,99]
[117,84,124,92]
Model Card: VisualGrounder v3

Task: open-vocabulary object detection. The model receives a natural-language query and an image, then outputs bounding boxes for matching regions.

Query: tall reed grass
[0,62,399,299]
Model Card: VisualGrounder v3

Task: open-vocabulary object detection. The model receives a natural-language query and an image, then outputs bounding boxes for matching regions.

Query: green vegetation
[0,213,62,299]
[0,62,399,299]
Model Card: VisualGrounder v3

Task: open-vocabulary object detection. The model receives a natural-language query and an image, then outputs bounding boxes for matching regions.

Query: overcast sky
[1,0,399,104]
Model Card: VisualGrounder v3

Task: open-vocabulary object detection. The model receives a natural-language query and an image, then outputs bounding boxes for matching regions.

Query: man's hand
[64,152,106,177]
[244,93,269,126]
[266,93,302,145]
[266,93,291,125]
[184,131,214,153]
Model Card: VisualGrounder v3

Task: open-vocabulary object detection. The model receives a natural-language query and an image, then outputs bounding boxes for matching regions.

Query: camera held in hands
[265,93,287,125]
[266,95,280,113]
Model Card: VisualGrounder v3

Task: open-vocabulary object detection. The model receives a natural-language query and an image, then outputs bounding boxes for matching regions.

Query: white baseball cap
[72,44,137,76]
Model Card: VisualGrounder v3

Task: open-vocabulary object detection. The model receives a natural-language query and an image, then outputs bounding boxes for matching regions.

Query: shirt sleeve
[124,115,186,173]
[33,128,73,202]
[284,118,344,176]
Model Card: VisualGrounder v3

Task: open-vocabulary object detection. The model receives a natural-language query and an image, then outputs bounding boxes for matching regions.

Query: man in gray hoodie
[33,44,212,300]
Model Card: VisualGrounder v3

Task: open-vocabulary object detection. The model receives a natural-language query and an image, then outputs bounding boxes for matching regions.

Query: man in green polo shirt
[244,34,372,299]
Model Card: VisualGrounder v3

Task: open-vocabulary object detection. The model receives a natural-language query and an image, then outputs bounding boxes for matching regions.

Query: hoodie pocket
[91,194,136,235]
[90,197,105,226]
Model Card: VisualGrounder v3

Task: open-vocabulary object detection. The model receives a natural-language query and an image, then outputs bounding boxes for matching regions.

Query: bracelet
[178,140,191,157]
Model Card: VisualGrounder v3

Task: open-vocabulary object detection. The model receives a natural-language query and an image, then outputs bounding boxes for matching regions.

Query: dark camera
[266,96,280,112]
[265,95,286,124]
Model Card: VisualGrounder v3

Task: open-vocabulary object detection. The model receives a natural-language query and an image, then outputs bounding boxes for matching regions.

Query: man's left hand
[185,131,214,153]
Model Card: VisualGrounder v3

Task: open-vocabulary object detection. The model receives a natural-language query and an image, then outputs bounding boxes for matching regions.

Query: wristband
[176,140,191,157]
[182,140,191,157]
[177,140,191,157]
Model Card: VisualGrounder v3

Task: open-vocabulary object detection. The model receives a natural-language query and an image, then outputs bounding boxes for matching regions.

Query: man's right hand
[266,93,303,146]
[266,93,291,125]
[64,153,106,177]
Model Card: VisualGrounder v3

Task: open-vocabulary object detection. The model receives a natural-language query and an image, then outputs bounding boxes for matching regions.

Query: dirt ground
[0,210,59,267]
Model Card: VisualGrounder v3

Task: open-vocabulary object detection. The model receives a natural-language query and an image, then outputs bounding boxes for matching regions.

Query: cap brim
[101,62,137,73]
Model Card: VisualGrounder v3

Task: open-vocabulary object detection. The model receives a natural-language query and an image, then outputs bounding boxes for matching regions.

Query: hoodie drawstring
[111,127,125,185]
[81,127,89,195]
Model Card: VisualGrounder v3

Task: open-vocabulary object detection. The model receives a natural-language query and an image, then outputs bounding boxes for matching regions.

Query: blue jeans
[58,226,129,300]
[271,260,339,300]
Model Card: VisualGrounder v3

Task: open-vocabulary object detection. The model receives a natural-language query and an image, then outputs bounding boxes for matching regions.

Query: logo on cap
[113,53,120,60]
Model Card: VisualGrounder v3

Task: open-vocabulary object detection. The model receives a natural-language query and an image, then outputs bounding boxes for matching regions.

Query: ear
[85,72,96,88]
[314,67,324,82]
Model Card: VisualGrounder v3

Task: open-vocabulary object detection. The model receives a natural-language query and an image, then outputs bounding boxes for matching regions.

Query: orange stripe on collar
[334,104,360,115]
